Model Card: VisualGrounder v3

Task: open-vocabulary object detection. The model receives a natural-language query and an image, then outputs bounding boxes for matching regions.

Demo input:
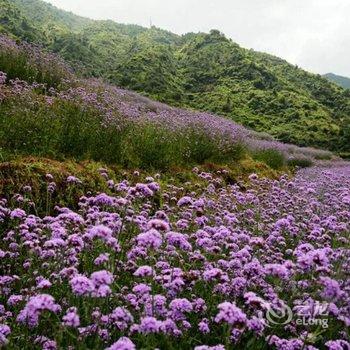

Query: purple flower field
[1,165,349,349]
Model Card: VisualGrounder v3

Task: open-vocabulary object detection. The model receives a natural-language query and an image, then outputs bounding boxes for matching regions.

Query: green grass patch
[287,156,313,168]
[252,149,286,170]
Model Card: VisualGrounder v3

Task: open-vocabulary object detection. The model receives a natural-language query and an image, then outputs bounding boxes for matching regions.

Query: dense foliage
[0,0,44,42]
[1,0,349,155]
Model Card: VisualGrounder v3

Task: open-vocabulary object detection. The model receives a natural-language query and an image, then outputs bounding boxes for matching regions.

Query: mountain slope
[177,32,349,150]
[0,0,44,42]
[10,0,92,31]
[324,72,350,89]
[1,0,350,154]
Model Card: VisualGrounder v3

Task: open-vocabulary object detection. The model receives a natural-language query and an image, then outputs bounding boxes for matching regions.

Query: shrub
[253,149,286,170]
[287,156,313,168]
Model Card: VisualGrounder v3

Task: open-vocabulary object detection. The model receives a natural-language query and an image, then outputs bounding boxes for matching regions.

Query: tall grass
[0,94,246,169]
[252,149,286,170]
[287,156,313,168]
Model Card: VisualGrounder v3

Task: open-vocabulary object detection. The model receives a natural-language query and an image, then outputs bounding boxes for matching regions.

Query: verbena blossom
[214,302,247,327]
[62,307,80,327]
[16,294,61,327]
[0,324,11,346]
[69,275,93,296]
[105,337,136,350]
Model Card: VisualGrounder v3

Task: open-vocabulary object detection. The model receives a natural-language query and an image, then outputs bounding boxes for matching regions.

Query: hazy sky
[46,0,350,77]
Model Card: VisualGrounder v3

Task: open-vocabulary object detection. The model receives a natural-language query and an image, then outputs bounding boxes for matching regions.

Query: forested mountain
[1,0,349,154]
[324,73,350,90]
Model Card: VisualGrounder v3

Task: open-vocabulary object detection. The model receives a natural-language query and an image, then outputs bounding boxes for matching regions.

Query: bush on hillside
[287,156,313,168]
[253,149,286,170]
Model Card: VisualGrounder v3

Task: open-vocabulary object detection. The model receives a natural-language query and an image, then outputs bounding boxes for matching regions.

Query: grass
[287,156,313,168]
[252,149,286,170]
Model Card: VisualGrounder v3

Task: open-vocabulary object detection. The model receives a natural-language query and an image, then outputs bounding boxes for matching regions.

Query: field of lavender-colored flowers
[0,164,349,349]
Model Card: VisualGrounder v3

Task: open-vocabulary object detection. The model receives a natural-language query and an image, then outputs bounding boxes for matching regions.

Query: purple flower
[105,337,136,350]
[66,176,82,184]
[0,71,7,85]
[264,263,290,279]
[215,302,247,327]
[23,185,32,193]
[86,225,113,240]
[69,275,93,296]
[133,265,154,277]
[138,316,162,334]
[10,208,26,219]
[108,307,133,330]
[42,339,57,350]
[169,298,193,321]
[16,294,61,327]
[247,317,265,335]
[319,277,342,301]
[132,283,151,295]
[37,279,52,289]
[94,253,110,266]
[198,319,210,333]
[94,284,112,297]
[7,295,23,306]
[147,219,170,232]
[325,340,350,350]
[165,231,192,251]
[47,182,56,193]
[62,307,80,327]
[135,183,154,197]
[244,292,270,309]
[0,324,10,346]
[203,268,223,282]
[177,196,193,207]
[136,229,162,249]
[90,270,114,287]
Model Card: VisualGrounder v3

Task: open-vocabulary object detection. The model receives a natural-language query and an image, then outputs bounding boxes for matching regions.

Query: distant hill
[1,0,349,154]
[323,73,350,89]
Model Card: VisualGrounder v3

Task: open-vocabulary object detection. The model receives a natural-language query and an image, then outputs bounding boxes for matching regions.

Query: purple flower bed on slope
[0,166,349,349]
[0,35,72,89]
[0,69,332,166]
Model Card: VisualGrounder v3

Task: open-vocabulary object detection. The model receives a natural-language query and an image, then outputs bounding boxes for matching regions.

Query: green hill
[0,0,44,41]
[324,72,350,89]
[1,0,350,154]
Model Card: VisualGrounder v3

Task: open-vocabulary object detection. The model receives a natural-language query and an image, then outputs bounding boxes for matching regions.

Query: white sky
[46,0,350,77]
